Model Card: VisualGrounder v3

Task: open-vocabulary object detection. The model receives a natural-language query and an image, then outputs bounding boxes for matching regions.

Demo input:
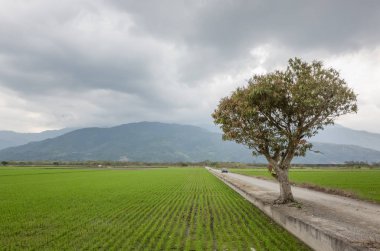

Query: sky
[0,0,380,133]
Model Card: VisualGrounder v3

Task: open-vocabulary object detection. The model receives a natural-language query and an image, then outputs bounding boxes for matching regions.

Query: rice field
[0,167,310,250]
[231,168,380,202]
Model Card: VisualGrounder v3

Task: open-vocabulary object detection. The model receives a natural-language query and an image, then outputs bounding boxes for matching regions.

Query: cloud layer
[0,0,379,132]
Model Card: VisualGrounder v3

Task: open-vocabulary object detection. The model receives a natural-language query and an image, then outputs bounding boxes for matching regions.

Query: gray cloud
[0,0,379,132]
[101,0,380,83]
[112,0,380,51]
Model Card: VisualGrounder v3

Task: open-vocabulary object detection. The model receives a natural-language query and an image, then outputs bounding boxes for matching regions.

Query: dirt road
[208,168,380,250]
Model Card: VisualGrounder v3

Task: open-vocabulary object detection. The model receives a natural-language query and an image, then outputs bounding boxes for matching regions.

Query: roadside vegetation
[231,168,380,203]
[0,167,310,250]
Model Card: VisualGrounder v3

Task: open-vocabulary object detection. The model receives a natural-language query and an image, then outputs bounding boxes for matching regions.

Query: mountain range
[313,124,380,151]
[0,128,75,150]
[0,122,379,164]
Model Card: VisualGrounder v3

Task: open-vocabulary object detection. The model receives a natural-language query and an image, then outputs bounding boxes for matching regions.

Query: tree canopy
[212,58,357,203]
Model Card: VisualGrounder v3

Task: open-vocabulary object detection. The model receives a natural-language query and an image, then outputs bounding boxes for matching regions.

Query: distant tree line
[1,160,379,169]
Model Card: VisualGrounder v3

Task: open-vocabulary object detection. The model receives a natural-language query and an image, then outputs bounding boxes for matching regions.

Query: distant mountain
[0,122,251,162]
[312,124,380,151]
[0,128,75,150]
[195,123,222,133]
[295,142,380,164]
[0,122,379,164]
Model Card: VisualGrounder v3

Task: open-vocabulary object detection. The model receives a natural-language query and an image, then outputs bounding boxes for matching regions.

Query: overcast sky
[1,0,380,133]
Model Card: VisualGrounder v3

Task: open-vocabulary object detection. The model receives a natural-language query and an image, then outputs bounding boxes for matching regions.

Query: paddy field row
[0,167,310,250]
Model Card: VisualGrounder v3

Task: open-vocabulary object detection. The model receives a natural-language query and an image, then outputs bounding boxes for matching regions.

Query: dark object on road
[221,168,228,173]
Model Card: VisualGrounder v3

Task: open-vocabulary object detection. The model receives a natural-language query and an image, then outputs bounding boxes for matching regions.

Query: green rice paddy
[0,167,310,250]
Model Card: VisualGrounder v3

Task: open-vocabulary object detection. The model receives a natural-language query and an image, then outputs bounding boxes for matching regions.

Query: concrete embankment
[207,167,380,251]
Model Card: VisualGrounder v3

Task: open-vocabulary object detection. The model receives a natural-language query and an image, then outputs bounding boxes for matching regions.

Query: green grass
[0,167,310,250]
[231,168,380,202]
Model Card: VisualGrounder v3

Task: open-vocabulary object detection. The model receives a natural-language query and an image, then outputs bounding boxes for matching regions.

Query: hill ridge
[1,122,380,164]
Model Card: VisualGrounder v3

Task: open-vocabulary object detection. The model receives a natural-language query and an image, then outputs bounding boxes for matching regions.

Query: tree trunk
[275,166,294,204]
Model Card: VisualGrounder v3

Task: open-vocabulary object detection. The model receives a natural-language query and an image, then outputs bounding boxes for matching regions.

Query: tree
[1,161,8,166]
[212,58,357,203]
